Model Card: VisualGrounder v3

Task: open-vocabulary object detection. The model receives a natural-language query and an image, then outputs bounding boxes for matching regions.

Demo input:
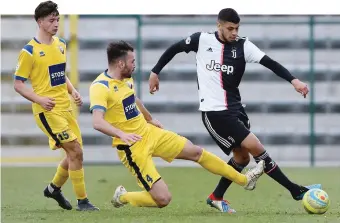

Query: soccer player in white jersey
[148,8,321,213]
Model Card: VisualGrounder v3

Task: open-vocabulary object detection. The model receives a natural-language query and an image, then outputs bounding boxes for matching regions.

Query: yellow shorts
[34,110,82,150]
[116,124,187,191]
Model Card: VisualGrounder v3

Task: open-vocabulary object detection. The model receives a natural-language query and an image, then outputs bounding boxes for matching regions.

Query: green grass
[2,166,340,223]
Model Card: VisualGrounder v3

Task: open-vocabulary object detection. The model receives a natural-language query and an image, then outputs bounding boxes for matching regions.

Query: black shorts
[201,107,251,156]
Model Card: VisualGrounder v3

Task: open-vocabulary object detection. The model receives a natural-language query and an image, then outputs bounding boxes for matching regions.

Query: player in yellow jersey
[13,1,98,211]
[89,40,265,210]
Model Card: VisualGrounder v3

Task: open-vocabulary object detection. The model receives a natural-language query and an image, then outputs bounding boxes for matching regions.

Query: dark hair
[107,41,134,64]
[218,8,240,24]
[34,1,59,21]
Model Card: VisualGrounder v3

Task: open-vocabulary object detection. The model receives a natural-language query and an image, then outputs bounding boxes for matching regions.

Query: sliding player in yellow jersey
[13,1,98,211]
[89,41,265,209]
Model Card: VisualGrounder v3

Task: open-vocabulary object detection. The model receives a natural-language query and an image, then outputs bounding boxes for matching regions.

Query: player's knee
[191,146,203,162]
[154,193,172,208]
[65,141,83,162]
[178,140,203,161]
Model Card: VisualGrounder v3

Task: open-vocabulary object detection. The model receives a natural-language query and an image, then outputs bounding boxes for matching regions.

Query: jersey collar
[215,31,227,44]
[104,69,131,84]
[33,37,56,46]
[104,69,113,79]
[215,31,236,45]
[33,37,41,44]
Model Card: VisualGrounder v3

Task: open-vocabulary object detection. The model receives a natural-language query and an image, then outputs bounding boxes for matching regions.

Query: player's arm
[66,77,83,106]
[92,110,123,138]
[149,32,201,94]
[60,36,83,106]
[135,96,163,128]
[13,46,55,110]
[244,39,309,97]
[90,83,142,145]
[59,38,76,96]
[135,97,152,121]
[65,77,75,94]
[151,32,201,75]
[92,109,141,146]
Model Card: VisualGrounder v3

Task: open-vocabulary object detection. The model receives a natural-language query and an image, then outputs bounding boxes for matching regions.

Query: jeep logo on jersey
[48,63,66,86]
[122,94,140,120]
[206,60,234,74]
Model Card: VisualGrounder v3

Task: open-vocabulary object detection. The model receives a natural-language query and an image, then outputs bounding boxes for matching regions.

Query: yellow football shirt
[89,70,149,146]
[14,36,71,114]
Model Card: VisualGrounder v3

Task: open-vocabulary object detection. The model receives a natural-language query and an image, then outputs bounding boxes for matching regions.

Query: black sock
[78,198,88,203]
[47,183,60,193]
[254,151,308,199]
[211,158,246,199]
[50,183,60,190]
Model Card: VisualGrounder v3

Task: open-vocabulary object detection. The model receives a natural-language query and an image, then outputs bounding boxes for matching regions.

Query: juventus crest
[231,47,237,58]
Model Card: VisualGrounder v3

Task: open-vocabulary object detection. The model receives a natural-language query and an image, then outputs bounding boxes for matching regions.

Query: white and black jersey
[152,30,296,152]
[181,32,265,112]
[152,31,295,113]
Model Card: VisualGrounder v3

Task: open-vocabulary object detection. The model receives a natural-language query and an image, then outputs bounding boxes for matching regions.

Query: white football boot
[244,160,265,190]
[111,185,127,208]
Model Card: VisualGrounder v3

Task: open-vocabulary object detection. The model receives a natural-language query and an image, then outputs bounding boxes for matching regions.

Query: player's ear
[37,18,42,26]
[217,20,223,31]
[117,60,125,69]
[217,21,221,29]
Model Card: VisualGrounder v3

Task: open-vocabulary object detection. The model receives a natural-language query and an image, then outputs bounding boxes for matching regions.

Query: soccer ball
[302,188,330,214]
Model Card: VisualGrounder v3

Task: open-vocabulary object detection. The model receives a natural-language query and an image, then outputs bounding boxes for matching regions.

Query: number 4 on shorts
[146,175,153,183]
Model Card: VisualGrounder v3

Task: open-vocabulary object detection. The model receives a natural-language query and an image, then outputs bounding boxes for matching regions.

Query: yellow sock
[198,149,247,186]
[69,169,87,199]
[120,191,158,207]
[51,165,69,188]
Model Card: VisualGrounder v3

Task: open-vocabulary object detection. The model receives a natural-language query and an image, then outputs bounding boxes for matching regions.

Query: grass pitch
[2,166,340,223]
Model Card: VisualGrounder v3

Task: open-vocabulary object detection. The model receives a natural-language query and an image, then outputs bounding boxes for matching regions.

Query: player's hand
[118,132,142,146]
[71,89,83,106]
[148,118,164,129]
[37,96,56,111]
[291,79,309,98]
[149,72,160,94]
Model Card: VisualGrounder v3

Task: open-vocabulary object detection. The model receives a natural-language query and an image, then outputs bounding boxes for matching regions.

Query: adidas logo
[206,47,213,52]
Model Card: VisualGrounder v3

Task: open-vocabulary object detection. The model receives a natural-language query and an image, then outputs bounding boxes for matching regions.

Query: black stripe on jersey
[38,112,61,147]
[220,39,247,109]
[117,145,151,191]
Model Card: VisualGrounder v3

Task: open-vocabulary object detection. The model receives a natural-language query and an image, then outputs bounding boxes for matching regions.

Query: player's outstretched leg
[62,140,99,211]
[175,140,264,190]
[44,157,72,210]
[112,180,171,208]
[242,133,322,200]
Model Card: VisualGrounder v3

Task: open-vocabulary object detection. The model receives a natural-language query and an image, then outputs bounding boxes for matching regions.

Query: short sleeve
[89,80,109,113]
[14,45,34,81]
[244,38,266,63]
[180,32,201,53]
